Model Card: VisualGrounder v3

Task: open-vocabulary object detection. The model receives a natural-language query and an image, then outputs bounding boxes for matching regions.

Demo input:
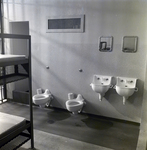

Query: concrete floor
[0,129,113,150]
[0,102,140,150]
[21,129,114,150]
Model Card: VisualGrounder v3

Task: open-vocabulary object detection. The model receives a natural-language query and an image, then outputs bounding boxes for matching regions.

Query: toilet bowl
[32,89,53,108]
[66,94,85,115]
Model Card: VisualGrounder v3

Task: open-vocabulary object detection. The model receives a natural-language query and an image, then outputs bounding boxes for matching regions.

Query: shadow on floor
[47,109,71,124]
[81,117,113,130]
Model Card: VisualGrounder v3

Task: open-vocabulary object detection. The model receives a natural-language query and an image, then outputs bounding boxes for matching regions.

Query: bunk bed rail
[0,33,31,39]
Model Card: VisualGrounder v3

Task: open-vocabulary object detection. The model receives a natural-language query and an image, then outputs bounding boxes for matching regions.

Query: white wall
[4,0,147,123]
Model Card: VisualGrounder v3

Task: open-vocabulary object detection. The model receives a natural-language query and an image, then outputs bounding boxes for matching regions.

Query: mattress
[0,112,27,140]
[0,54,28,66]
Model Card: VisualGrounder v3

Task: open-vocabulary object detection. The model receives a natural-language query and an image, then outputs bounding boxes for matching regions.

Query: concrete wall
[10,21,29,91]
[6,22,29,99]
[4,0,147,123]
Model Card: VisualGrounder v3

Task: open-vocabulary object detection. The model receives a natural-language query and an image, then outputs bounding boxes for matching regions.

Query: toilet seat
[66,99,83,107]
[65,94,85,114]
[33,94,49,101]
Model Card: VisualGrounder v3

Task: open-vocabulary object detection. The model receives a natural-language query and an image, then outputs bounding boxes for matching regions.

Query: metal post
[0,0,7,100]
[28,37,34,149]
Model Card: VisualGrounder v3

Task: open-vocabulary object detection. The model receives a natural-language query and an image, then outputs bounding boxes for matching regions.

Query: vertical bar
[14,65,18,74]
[28,37,34,148]
[0,0,7,99]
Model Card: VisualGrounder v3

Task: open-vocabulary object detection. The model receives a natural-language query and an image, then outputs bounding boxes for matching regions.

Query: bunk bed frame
[0,1,34,149]
[0,34,34,149]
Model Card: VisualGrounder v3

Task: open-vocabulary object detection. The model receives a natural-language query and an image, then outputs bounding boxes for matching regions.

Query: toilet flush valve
[68,93,75,100]
[46,93,53,107]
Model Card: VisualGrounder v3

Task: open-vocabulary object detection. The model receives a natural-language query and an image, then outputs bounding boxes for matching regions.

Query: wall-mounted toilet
[32,89,53,108]
[66,93,85,115]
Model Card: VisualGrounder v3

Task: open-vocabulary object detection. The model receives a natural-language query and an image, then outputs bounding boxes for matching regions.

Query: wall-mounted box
[122,36,138,53]
[13,90,29,104]
[99,36,113,52]
[46,15,85,33]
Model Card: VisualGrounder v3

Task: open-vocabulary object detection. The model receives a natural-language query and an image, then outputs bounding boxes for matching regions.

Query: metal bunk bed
[0,0,34,149]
